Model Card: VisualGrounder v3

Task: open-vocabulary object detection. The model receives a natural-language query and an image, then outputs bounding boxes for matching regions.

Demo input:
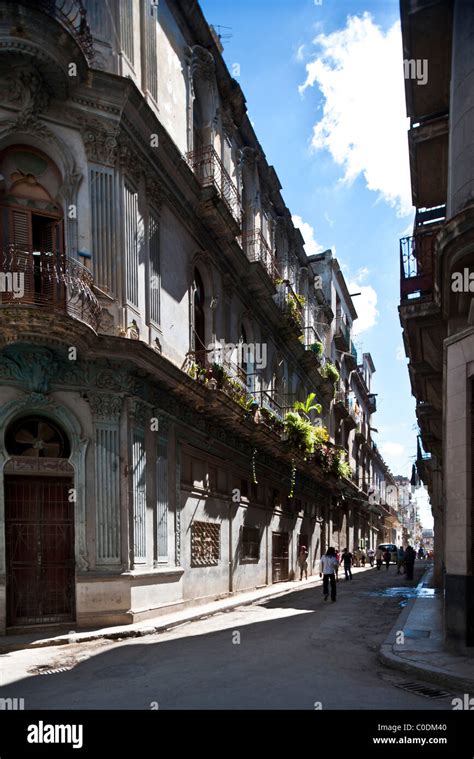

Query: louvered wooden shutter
[10,210,32,249]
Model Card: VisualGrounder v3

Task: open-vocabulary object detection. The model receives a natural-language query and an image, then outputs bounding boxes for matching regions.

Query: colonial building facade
[0,0,394,633]
[399,0,474,651]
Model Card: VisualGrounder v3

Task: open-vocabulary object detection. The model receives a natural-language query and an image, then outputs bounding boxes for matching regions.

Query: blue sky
[200,0,431,526]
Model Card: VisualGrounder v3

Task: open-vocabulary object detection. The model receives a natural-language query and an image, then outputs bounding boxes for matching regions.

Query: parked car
[378,543,397,563]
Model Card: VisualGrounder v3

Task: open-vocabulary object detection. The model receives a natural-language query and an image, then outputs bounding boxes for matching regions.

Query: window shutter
[11,210,31,249]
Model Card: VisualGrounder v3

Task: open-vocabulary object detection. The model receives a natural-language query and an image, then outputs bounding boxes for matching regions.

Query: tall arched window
[193,268,206,365]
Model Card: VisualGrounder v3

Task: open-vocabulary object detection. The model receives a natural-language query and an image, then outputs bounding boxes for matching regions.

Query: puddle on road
[365,583,440,607]
[366,587,439,599]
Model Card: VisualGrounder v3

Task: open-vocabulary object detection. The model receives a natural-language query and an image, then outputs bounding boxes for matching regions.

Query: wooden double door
[5,476,75,627]
[272,532,289,583]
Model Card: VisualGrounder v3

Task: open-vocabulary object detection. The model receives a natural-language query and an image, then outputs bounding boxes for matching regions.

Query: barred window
[241,526,260,562]
[191,521,220,567]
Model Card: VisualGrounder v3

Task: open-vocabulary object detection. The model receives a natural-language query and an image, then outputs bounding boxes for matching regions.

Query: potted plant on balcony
[320,361,339,384]
[309,341,324,356]
[285,292,305,330]
[293,392,322,421]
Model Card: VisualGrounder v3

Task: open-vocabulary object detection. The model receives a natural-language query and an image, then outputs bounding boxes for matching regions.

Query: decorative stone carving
[1,65,50,127]
[191,45,216,82]
[83,117,119,165]
[87,392,123,421]
[129,398,150,428]
[0,346,58,393]
[98,309,115,336]
[117,135,143,183]
[239,146,259,170]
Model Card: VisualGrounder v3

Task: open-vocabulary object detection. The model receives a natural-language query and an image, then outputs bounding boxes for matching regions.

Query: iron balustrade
[21,0,94,63]
[336,315,351,347]
[243,229,281,283]
[253,390,295,420]
[276,280,304,329]
[0,246,101,332]
[185,348,249,394]
[186,145,242,227]
[400,232,435,300]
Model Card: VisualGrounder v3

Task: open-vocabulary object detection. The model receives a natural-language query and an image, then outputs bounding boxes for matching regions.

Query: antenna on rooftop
[209,24,233,52]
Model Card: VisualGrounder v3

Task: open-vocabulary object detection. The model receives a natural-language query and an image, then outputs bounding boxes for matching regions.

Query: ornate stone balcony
[0,246,101,333]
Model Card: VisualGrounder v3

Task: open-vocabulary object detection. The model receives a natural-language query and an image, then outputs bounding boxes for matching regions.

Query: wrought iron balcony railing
[276,280,305,330]
[335,315,351,349]
[0,246,101,332]
[186,145,242,227]
[21,0,94,63]
[253,390,295,421]
[243,229,281,283]
[400,231,435,301]
[301,326,324,357]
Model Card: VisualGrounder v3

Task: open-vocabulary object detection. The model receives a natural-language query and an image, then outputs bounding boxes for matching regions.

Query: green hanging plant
[252,448,258,485]
[320,361,340,384]
[289,460,297,498]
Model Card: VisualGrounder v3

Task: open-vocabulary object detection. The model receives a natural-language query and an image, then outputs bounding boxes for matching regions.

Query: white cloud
[379,441,407,475]
[348,277,378,335]
[356,266,369,282]
[292,214,324,255]
[396,346,406,361]
[324,211,335,228]
[296,44,306,62]
[299,12,412,216]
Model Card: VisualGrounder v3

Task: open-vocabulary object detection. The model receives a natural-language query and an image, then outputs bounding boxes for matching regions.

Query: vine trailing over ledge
[252,448,258,485]
[289,459,297,499]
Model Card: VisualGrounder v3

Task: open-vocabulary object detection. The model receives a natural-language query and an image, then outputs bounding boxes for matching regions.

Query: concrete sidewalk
[379,565,474,692]
[0,565,372,654]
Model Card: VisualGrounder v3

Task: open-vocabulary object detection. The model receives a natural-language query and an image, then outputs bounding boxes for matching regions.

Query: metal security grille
[191,521,220,567]
[6,477,75,627]
[393,681,452,700]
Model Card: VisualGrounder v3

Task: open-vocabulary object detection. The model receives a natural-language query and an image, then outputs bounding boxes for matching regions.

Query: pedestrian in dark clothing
[340,548,353,580]
[383,549,391,571]
[320,546,338,602]
[405,545,416,580]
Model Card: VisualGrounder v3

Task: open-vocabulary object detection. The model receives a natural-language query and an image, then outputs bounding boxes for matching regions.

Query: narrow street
[0,563,453,710]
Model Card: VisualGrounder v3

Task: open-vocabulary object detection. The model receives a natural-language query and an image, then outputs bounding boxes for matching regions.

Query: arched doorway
[5,416,75,627]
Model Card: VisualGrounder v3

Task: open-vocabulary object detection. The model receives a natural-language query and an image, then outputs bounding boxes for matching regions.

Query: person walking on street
[360,548,367,567]
[320,546,339,602]
[297,545,309,581]
[341,547,353,580]
[376,547,383,570]
[405,545,416,580]
[383,549,391,571]
[397,546,405,575]
[367,548,375,567]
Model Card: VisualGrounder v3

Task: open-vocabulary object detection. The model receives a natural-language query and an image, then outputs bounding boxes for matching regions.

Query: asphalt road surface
[0,562,455,710]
